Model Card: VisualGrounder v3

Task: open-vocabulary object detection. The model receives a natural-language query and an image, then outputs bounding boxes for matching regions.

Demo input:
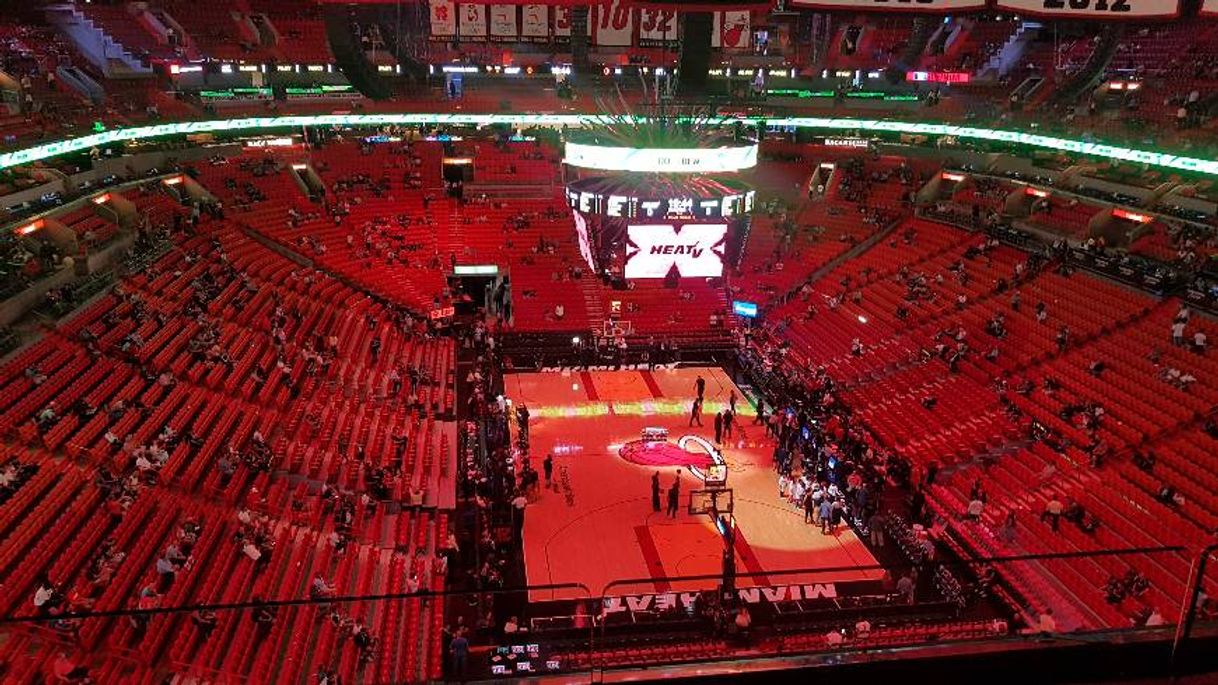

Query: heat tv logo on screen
[649,243,706,258]
[625,224,727,279]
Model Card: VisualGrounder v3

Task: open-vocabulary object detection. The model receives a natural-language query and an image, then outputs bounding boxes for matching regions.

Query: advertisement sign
[624,224,727,279]
[907,71,971,83]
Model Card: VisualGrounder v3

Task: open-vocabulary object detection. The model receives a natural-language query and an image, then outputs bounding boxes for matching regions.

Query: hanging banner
[789,0,988,10]
[1205,0,1218,14]
[638,7,677,47]
[490,4,517,39]
[712,11,751,50]
[521,4,549,39]
[594,0,634,47]
[554,4,571,42]
[458,3,487,39]
[994,0,1179,16]
[429,0,456,37]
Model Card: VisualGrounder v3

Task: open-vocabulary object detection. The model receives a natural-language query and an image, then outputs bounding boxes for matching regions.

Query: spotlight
[572,336,581,345]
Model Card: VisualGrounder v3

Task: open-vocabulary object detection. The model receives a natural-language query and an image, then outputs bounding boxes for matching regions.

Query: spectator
[1041,497,1063,531]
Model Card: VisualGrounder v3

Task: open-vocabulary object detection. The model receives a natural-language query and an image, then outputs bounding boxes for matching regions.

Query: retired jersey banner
[712,11,750,50]
[790,0,988,11]
[458,3,487,38]
[430,0,456,37]
[521,4,548,39]
[994,0,1179,16]
[638,8,677,47]
[594,0,634,47]
[489,4,517,39]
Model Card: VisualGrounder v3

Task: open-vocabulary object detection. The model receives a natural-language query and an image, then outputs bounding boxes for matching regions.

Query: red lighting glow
[1113,208,1152,224]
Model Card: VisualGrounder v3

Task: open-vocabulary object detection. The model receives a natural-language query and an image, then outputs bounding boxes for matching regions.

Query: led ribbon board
[563,142,758,174]
[566,187,755,220]
[3,114,1218,178]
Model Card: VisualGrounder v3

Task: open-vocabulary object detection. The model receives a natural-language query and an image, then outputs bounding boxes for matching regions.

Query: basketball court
[503,367,884,602]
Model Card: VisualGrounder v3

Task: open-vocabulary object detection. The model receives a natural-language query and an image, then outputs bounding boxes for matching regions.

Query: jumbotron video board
[564,174,753,280]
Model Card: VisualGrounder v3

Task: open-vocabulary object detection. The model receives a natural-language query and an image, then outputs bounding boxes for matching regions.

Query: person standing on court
[651,471,661,512]
[714,411,724,444]
[450,630,469,682]
[819,498,833,535]
[689,397,703,427]
[543,453,554,491]
[729,390,737,414]
[667,481,680,518]
[723,409,734,439]
[695,374,706,400]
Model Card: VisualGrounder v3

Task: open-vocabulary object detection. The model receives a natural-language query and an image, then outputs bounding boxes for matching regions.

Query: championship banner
[430,0,456,37]
[554,4,571,41]
[712,11,751,50]
[789,0,988,11]
[994,0,1179,17]
[638,7,677,47]
[458,3,487,39]
[490,4,518,39]
[521,4,549,39]
[594,0,634,47]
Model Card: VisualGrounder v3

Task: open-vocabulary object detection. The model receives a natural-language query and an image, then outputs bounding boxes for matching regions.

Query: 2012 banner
[789,0,988,11]
[994,0,1179,17]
